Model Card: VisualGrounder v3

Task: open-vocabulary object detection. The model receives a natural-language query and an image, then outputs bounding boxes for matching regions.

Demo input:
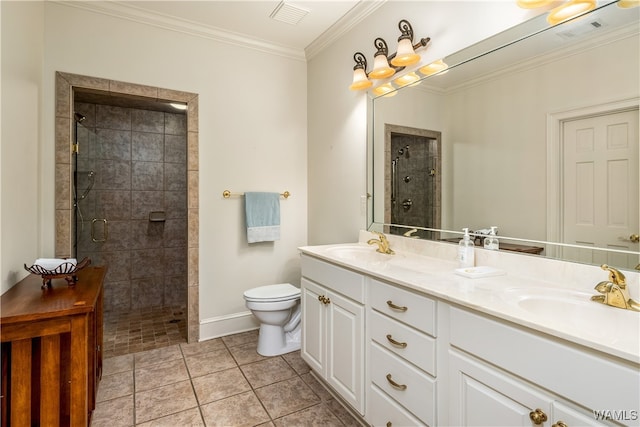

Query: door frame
[546,97,640,258]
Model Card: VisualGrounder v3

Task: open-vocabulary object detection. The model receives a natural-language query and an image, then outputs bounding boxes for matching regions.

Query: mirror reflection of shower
[385,124,442,240]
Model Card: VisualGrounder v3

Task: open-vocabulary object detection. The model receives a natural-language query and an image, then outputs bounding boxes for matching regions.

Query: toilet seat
[243,283,300,303]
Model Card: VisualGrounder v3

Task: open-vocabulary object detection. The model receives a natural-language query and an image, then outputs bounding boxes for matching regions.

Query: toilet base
[256,323,301,356]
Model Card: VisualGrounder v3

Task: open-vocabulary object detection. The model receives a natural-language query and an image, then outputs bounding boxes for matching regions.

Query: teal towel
[245,192,281,243]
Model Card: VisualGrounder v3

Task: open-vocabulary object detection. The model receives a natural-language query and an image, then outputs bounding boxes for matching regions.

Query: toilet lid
[243,283,300,302]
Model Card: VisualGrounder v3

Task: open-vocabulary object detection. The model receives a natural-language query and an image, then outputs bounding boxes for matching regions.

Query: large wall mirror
[369,1,640,270]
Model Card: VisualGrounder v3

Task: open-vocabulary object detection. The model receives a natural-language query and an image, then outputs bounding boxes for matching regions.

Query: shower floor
[102,306,187,358]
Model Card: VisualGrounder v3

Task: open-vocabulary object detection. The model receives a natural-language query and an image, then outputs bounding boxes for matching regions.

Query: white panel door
[562,109,639,268]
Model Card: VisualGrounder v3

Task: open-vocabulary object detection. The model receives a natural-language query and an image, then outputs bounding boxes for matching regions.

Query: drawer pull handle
[386,300,408,312]
[386,374,407,391]
[386,334,407,348]
[529,409,548,425]
[552,422,568,427]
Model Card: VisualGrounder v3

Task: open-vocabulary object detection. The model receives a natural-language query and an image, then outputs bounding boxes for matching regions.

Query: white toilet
[243,283,302,356]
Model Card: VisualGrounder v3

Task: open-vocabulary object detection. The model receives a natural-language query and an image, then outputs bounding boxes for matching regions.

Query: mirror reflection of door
[562,108,639,268]
[385,124,441,239]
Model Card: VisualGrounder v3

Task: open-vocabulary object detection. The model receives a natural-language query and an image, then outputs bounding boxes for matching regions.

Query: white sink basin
[322,244,381,261]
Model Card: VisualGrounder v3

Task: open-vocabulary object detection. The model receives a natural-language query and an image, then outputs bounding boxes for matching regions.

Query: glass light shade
[419,59,449,76]
[390,38,420,67]
[372,83,397,97]
[393,72,421,88]
[516,0,554,8]
[547,0,596,25]
[349,68,373,91]
[617,0,639,7]
[369,54,395,79]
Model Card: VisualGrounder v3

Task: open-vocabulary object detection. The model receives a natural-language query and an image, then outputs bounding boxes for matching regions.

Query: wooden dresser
[1,266,105,426]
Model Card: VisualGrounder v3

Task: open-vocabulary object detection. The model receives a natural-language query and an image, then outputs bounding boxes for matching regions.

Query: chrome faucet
[591,264,640,311]
[367,231,394,255]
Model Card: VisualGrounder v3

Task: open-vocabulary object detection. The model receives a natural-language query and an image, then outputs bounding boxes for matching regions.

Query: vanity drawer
[367,384,426,427]
[370,342,436,426]
[369,278,436,336]
[301,255,365,303]
[370,309,436,376]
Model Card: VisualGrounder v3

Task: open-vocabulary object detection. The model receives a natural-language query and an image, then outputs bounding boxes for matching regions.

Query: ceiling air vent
[269,1,309,25]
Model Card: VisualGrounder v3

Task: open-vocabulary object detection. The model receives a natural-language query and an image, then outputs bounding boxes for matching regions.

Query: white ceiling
[113,0,367,52]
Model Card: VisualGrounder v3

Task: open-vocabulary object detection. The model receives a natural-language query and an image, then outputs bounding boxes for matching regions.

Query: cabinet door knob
[324,297,331,305]
[386,300,408,312]
[529,409,548,425]
[552,422,568,427]
[386,423,392,427]
[386,334,408,348]
[386,374,407,391]
[318,295,323,302]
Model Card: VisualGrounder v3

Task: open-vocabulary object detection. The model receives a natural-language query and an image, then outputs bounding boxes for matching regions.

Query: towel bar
[222,190,290,199]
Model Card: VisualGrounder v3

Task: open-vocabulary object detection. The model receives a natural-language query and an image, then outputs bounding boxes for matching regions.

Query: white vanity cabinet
[366,278,438,426]
[300,255,366,415]
[449,307,639,427]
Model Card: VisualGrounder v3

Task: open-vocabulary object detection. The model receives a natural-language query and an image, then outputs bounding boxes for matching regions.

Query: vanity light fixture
[419,59,449,77]
[617,0,639,7]
[349,52,373,91]
[348,19,430,91]
[547,0,596,25]
[393,72,421,88]
[516,0,554,8]
[372,83,397,97]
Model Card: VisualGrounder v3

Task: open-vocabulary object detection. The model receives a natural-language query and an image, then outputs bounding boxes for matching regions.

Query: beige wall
[1,1,44,294]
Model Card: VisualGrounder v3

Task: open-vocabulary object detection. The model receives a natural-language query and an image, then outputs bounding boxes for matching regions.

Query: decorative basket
[24,257,91,289]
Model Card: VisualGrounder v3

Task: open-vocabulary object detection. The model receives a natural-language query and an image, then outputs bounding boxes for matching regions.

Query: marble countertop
[299,240,640,365]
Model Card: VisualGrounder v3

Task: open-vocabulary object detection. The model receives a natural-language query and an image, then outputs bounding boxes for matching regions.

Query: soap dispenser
[458,228,475,268]
[484,226,499,250]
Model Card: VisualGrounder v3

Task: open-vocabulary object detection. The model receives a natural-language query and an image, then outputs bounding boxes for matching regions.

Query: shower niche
[385,124,441,239]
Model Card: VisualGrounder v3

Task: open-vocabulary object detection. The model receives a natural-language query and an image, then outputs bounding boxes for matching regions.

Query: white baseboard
[199,310,259,342]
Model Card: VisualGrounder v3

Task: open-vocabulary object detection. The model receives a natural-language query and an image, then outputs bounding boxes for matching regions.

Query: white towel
[34,258,77,271]
[245,192,281,243]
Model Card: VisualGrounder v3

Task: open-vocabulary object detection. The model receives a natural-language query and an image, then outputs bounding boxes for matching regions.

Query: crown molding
[305,0,387,61]
[52,1,307,61]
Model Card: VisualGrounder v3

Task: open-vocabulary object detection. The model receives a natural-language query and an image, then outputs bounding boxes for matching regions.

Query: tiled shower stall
[74,101,188,313]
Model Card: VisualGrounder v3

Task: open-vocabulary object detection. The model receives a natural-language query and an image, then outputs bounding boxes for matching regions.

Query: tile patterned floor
[91,329,362,426]
[102,306,188,358]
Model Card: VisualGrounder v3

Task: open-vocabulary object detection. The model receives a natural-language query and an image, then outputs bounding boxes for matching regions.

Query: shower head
[74,113,86,122]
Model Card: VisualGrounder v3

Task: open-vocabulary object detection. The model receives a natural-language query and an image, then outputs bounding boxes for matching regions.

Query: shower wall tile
[95,190,131,220]
[131,249,164,280]
[97,105,132,131]
[56,73,72,119]
[132,191,164,219]
[56,117,72,165]
[55,209,72,258]
[110,81,157,99]
[132,161,164,191]
[188,247,198,287]
[132,132,164,162]
[187,98,198,131]
[61,72,110,92]
[165,163,187,191]
[164,247,188,277]
[86,251,132,282]
[132,110,165,133]
[164,191,187,219]
[158,88,195,103]
[165,135,187,163]
[187,132,198,171]
[97,220,132,252]
[188,209,199,248]
[96,160,131,190]
[164,275,187,307]
[104,280,132,312]
[164,219,187,248]
[96,129,131,161]
[188,171,198,209]
[56,163,71,210]
[131,277,164,308]
[165,113,186,136]
[131,220,164,250]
